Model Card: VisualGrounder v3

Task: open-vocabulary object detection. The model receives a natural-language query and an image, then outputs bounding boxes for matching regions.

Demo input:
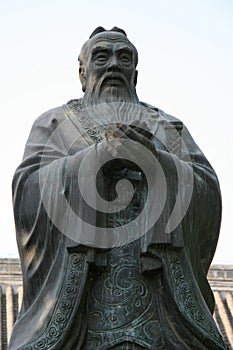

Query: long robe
[9,99,227,349]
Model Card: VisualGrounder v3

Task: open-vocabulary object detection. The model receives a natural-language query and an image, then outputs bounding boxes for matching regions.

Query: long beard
[83,73,139,106]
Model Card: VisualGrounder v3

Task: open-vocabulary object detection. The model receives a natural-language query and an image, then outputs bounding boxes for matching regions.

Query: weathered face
[80,33,138,103]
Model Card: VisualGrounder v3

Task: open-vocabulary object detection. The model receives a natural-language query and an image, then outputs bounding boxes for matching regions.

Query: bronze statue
[9,27,228,349]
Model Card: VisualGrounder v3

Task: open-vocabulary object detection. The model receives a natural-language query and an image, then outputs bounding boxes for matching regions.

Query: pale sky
[0,0,232,264]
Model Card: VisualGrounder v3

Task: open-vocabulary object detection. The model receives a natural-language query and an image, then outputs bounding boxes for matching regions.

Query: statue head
[78,27,139,104]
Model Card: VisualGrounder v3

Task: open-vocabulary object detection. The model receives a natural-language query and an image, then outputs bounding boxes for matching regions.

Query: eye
[119,53,132,66]
[94,53,109,64]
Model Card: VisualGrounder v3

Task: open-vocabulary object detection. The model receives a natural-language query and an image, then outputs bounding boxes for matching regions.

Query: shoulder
[33,105,68,129]
[140,101,182,123]
[31,99,83,130]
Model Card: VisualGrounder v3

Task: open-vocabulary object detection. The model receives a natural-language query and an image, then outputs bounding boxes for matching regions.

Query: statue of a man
[9,27,228,349]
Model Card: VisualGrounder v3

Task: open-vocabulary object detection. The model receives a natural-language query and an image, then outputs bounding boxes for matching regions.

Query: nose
[107,55,120,71]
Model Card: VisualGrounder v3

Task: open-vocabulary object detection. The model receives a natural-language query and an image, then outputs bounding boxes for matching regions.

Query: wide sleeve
[152,119,221,312]
[180,124,221,273]
[12,107,99,310]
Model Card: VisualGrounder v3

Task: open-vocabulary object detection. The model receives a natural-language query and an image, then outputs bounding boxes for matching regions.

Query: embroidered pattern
[67,99,105,144]
[168,251,226,349]
[19,253,87,350]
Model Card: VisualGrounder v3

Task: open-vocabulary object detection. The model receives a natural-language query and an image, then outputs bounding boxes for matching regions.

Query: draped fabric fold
[9,100,226,349]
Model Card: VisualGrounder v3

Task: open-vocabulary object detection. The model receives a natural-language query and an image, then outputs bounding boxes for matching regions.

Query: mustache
[100,72,128,85]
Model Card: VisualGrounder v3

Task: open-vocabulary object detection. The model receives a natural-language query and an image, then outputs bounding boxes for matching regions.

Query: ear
[79,65,86,92]
[134,70,138,87]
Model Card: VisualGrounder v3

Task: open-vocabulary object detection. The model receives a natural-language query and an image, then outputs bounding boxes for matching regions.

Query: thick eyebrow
[115,47,133,56]
[91,46,111,57]
[91,46,133,57]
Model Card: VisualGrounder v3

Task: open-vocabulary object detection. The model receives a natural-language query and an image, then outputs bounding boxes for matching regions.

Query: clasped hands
[97,120,156,171]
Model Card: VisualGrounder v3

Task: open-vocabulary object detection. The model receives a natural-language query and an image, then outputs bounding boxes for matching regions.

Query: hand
[119,120,153,141]
[106,120,152,141]
[106,120,155,149]
[101,120,156,172]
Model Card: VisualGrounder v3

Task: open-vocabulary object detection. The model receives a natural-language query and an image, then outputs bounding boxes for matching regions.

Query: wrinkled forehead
[89,31,131,47]
[79,32,138,65]
[90,39,133,54]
